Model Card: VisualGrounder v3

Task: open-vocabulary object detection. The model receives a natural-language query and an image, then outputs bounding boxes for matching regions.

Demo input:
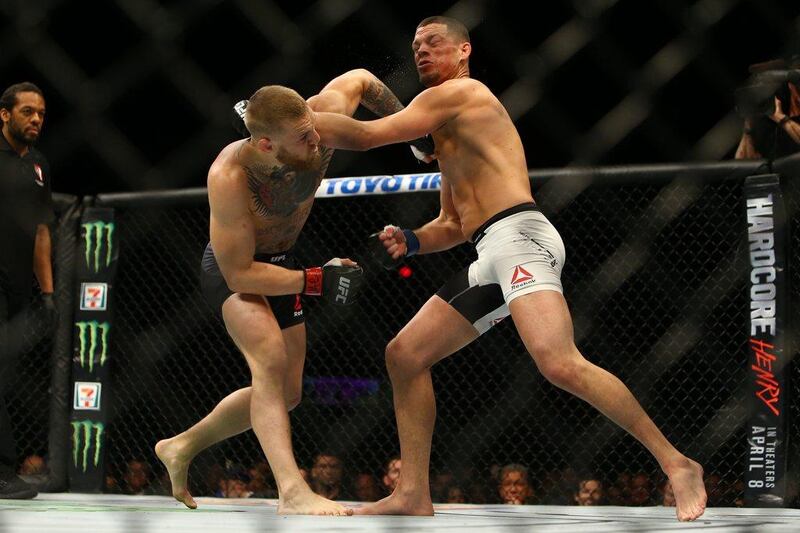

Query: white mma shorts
[435,203,565,335]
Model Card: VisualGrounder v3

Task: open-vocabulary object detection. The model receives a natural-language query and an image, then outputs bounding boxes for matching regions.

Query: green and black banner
[69,208,117,492]
[742,174,789,507]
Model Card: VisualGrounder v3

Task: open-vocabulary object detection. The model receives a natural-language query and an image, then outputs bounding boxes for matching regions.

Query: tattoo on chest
[244,148,333,218]
[254,204,313,247]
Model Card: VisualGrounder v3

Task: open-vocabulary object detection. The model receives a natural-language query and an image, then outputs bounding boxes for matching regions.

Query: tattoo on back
[244,148,333,218]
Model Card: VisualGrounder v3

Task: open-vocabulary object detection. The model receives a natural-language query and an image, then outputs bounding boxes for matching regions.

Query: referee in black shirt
[0,82,55,499]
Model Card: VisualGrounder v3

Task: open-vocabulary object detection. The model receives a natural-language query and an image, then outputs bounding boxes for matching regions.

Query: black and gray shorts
[200,243,305,330]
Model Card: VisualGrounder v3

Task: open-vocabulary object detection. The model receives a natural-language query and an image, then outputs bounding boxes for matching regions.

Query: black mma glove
[231,99,249,137]
[303,259,363,306]
[408,134,435,163]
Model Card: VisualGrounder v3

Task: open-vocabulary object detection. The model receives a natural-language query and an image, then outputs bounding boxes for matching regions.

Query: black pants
[0,288,26,470]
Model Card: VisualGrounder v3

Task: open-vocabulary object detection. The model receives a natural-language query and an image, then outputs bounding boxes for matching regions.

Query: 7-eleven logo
[510,265,534,286]
[74,382,102,410]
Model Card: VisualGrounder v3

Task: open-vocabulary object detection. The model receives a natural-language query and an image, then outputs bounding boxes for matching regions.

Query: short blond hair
[245,85,307,138]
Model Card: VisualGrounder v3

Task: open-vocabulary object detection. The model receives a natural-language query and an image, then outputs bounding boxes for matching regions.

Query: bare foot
[278,488,352,516]
[665,457,707,521]
[155,438,197,509]
[354,492,434,516]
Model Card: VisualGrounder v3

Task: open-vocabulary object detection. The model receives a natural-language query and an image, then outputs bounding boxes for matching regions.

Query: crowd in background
[18,452,789,507]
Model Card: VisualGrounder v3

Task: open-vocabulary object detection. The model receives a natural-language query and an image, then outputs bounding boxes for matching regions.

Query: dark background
[1,0,799,194]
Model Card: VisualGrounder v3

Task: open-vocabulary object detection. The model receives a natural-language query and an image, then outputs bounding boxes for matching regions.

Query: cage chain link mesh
[6,176,780,505]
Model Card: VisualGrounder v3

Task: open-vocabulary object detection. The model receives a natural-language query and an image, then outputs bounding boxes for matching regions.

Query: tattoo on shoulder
[362,79,404,117]
[244,148,333,218]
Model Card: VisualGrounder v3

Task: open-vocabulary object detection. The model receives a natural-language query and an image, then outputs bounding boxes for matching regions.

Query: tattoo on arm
[361,79,404,117]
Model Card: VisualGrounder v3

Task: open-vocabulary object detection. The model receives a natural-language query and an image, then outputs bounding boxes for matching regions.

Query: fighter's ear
[460,41,472,61]
[254,137,273,152]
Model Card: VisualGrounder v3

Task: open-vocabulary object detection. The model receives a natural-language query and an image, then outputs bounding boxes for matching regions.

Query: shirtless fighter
[314,16,707,521]
[155,69,419,516]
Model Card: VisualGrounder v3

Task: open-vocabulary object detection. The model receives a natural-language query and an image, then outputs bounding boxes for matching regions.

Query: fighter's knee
[247,339,289,374]
[385,336,418,375]
[535,351,584,389]
[284,378,303,411]
[385,337,404,372]
[537,359,575,389]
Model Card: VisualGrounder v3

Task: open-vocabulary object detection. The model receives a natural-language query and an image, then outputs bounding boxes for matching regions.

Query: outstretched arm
[315,82,461,150]
[307,68,405,118]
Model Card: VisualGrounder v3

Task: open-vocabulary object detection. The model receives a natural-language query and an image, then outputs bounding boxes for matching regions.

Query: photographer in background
[735,56,800,160]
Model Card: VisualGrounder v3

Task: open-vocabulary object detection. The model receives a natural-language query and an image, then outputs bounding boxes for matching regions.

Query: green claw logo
[71,420,105,472]
[75,321,110,372]
[82,221,115,273]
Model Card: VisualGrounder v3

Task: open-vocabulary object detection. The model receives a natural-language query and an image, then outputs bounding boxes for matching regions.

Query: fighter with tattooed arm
[155,69,424,516]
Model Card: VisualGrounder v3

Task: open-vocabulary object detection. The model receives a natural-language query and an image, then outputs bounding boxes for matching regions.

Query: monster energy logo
[75,321,110,371]
[82,221,115,272]
[71,420,105,472]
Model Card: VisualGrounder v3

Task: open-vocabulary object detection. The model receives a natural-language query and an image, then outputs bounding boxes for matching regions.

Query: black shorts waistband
[470,203,540,245]
[253,251,293,264]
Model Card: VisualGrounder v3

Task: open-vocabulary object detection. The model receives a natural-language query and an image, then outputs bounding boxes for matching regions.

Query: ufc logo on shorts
[336,277,351,304]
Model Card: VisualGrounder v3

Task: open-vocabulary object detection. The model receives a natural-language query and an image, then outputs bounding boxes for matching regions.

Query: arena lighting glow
[398,265,413,278]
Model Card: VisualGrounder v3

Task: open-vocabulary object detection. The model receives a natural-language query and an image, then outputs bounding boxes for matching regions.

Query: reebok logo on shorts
[510,265,535,289]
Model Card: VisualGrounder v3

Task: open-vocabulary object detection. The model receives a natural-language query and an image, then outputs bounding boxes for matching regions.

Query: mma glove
[368,225,420,270]
[231,99,249,137]
[407,134,435,163]
[303,259,363,306]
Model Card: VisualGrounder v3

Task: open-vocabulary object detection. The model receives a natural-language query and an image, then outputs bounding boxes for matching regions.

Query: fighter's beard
[276,145,322,172]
